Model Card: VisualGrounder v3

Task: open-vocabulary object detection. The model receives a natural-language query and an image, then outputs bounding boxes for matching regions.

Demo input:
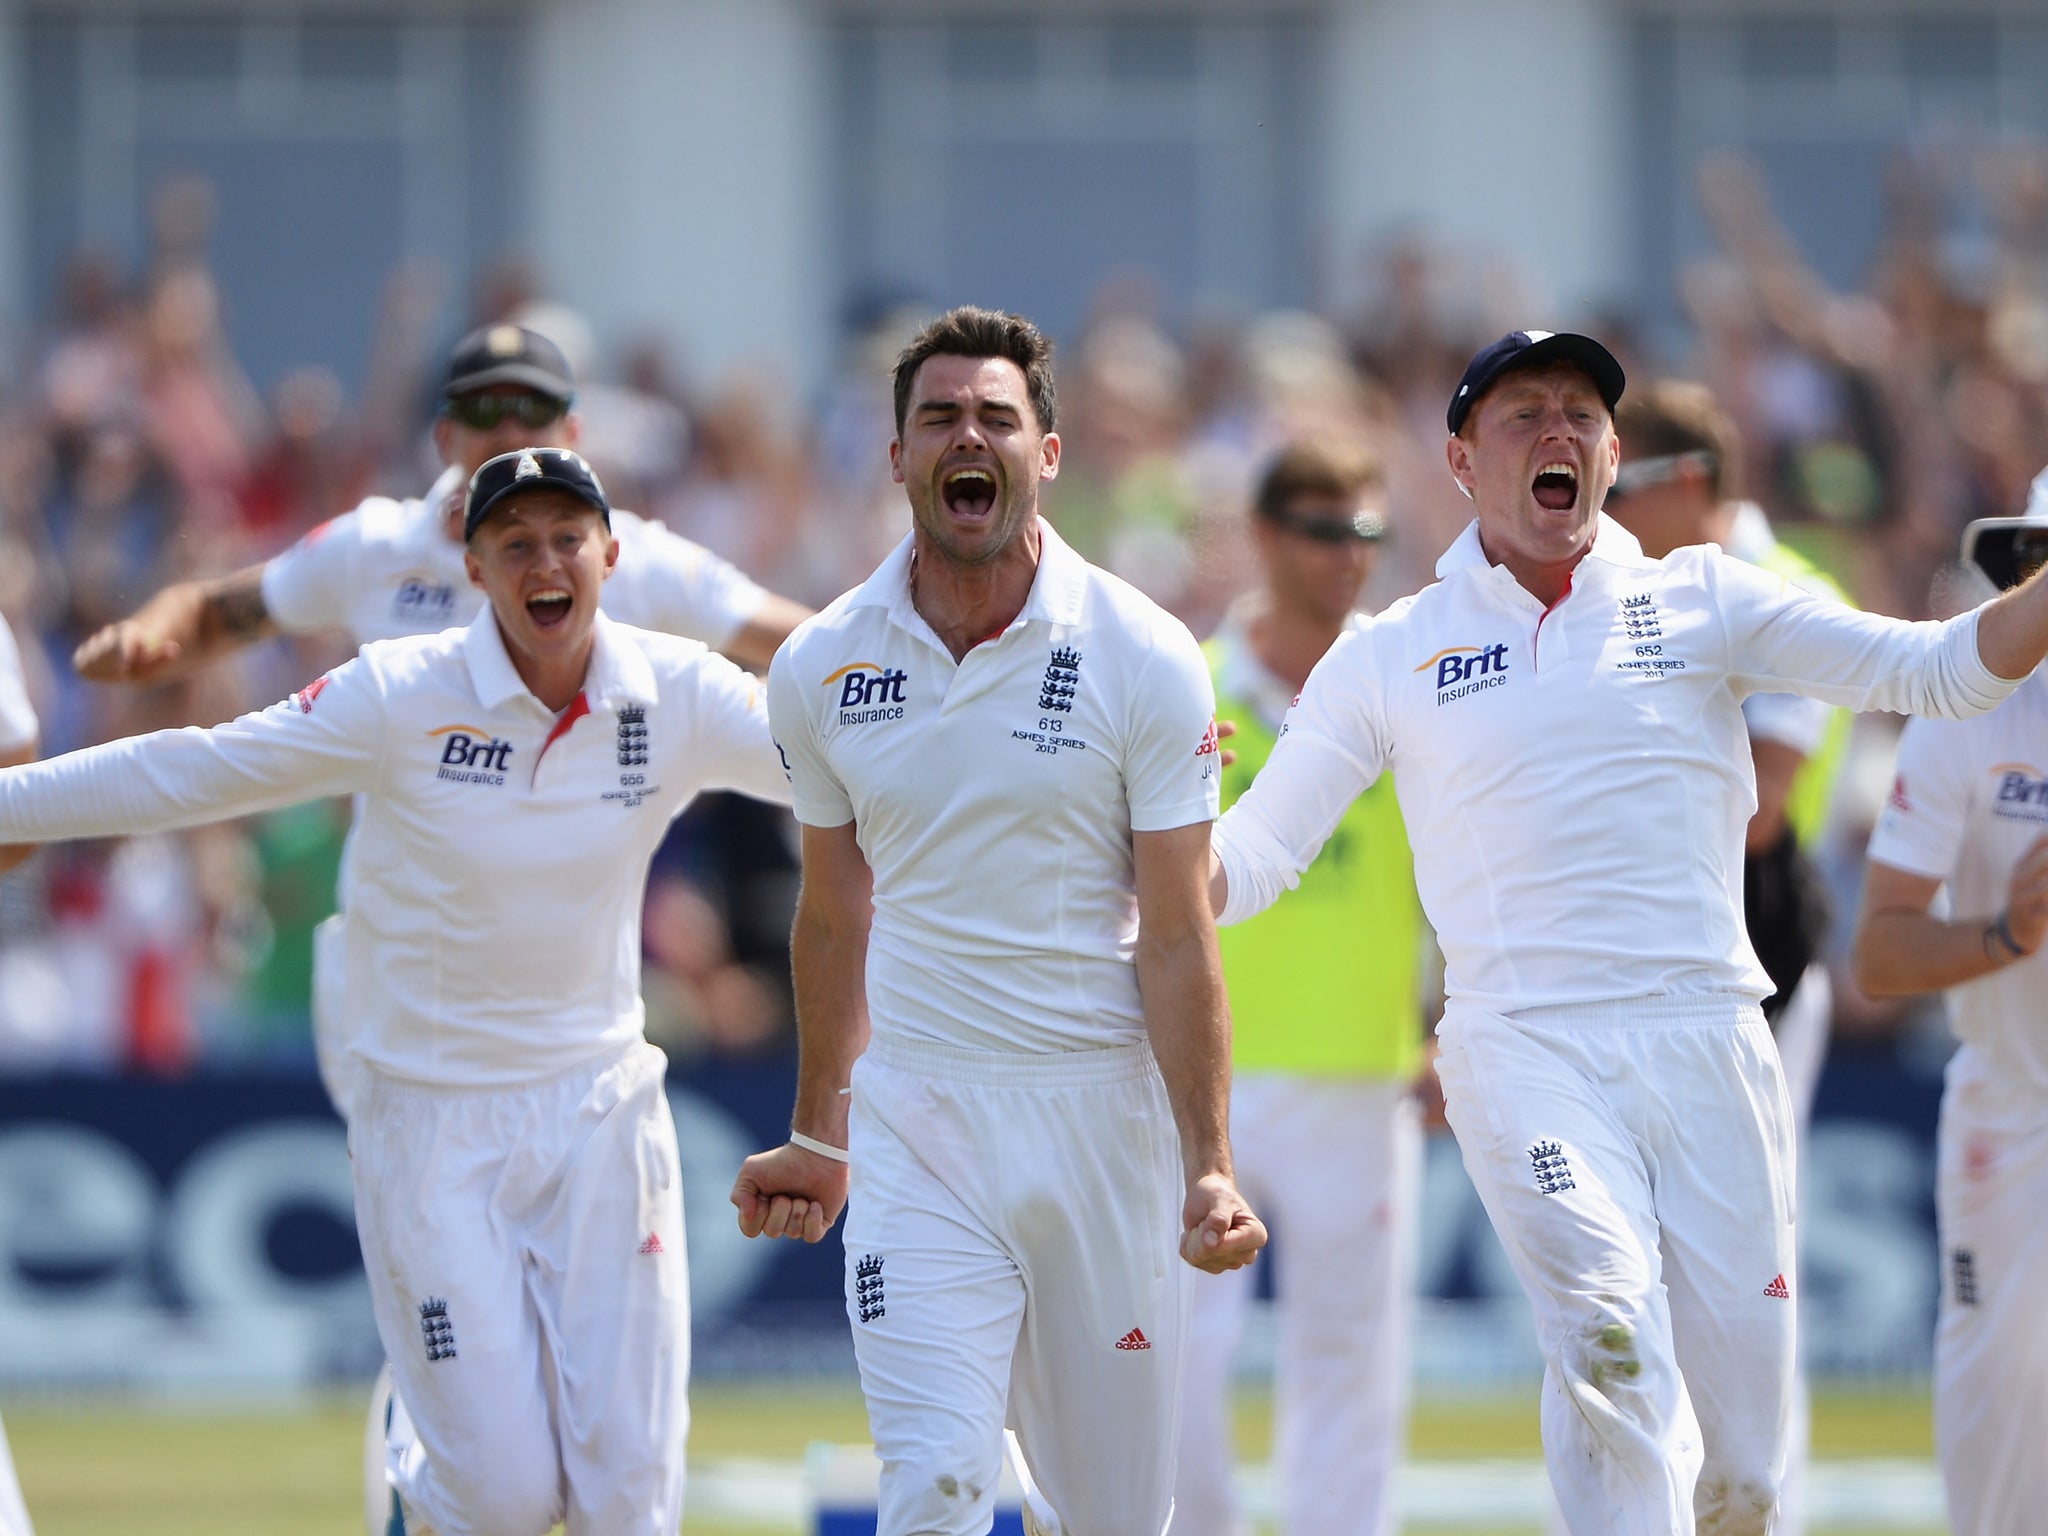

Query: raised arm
[0,663,381,846]
[723,594,815,673]
[730,818,871,1242]
[72,564,279,685]
[1134,819,1266,1273]
[1971,562,2048,683]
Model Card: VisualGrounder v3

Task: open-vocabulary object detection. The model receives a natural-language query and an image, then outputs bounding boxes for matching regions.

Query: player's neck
[495,617,595,714]
[1245,597,1346,692]
[909,523,1042,663]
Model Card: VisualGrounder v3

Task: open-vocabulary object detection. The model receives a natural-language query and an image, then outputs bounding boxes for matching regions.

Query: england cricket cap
[1447,330,1626,435]
[442,324,576,405]
[464,447,610,541]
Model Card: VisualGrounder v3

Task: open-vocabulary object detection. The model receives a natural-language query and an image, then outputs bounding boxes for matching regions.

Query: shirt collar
[461,606,655,713]
[850,517,1088,632]
[1434,511,1646,580]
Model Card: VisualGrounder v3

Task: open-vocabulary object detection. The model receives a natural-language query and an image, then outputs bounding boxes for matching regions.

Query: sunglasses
[1606,450,1716,503]
[1269,507,1387,544]
[442,392,569,432]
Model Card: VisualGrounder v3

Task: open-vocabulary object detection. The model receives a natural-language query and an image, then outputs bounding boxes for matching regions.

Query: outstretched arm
[731,818,870,1243]
[72,565,279,685]
[1134,820,1266,1274]
[1972,563,2048,683]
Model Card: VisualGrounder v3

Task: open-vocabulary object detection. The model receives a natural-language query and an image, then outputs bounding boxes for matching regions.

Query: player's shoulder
[1068,555,1201,661]
[607,618,715,675]
[354,624,467,680]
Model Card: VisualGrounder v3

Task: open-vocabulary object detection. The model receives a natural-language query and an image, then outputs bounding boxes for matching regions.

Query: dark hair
[1615,380,1740,502]
[891,306,1058,437]
[1253,438,1386,522]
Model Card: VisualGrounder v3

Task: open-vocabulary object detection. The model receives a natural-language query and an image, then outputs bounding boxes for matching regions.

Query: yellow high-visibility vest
[1754,541,1853,846]
[1209,639,1424,1080]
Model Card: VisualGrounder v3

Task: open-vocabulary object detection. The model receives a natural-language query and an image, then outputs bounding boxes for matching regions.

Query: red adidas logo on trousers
[639,1232,665,1256]
[1115,1328,1150,1351]
[1764,1273,1790,1299]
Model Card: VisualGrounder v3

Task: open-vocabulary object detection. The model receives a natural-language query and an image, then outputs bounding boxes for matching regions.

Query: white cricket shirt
[0,610,790,1085]
[261,466,768,647]
[1216,514,2016,1015]
[1868,671,2048,1100]
[769,520,1220,1054]
[0,616,37,754]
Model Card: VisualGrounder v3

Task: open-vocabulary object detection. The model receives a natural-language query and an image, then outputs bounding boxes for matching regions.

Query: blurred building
[6,0,2048,393]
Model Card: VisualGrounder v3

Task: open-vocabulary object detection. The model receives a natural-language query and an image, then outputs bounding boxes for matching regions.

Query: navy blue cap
[1447,330,1626,435]
[464,447,610,541]
[443,324,576,405]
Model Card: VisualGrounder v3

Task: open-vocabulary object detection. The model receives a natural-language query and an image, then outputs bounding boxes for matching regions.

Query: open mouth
[942,466,997,520]
[1532,461,1579,512]
[526,588,573,629]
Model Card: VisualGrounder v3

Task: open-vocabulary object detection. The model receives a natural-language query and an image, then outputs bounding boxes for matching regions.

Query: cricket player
[0,612,38,1536]
[1176,438,1425,1536]
[72,323,808,1117]
[1210,329,2048,1536]
[0,448,791,1536]
[730,305,1266,1536]
[1853,503,2048,1536]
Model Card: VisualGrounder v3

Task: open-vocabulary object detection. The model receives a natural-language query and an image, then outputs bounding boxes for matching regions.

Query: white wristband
[789,1130,850,1163]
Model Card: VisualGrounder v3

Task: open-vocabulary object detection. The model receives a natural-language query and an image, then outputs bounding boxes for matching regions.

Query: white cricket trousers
[0,1415,31,1536]
[352,1041,689,1536]
[1436,996,1797,1536]
[846,1033,1190,1536]
[1174,1076,1420,1536]
[1932,1053,2048,1536]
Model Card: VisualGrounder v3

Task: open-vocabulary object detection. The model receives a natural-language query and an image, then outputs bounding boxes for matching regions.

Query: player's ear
[1038,430,1061,483]
[433,416,455,463]
[1446,432,1477,496]
[562,413,582,449]
[888,438,906,486]
[603,535,620,577]
[464,548,485,590]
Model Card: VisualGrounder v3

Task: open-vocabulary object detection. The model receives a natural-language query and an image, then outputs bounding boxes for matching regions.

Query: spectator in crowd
[1177,437,1427,1536]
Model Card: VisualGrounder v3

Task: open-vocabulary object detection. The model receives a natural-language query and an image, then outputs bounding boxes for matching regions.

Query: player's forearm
[1974,564,2048,683]
[115,570,276,675]
[788,898,870,1147]
[1135,927,1235,1181]
[1852,908,2016,995]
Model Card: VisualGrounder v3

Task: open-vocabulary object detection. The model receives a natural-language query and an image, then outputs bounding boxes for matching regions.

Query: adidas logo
[1114,1328,1150,1352]
[1764,1273,1790,1299]
[638,1232,665,1256]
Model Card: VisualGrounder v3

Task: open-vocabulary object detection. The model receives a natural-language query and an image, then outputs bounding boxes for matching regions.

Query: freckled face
[1447,364,1618,578]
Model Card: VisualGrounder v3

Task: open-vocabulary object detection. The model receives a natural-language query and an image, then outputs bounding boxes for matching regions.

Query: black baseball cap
[1447,330,1626,435]
[1962,516,2048,591]
[443,324,576,405]
[464,447,610,541]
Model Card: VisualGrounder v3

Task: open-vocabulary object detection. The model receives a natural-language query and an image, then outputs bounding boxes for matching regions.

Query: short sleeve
[0,615,39,753]
[767,641,855,828]
[1866,717,1974,881]
[1122,620,1221,833]
[607,515,768,648]
[679,651,794,807]
[261,513,361,633]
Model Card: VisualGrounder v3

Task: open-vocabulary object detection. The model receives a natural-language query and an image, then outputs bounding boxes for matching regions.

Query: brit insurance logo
[429,724,513,787]
[392,574,457,628]
[1992,761,2048,823]
[1416,642,1509,705]
[823,661,908,726]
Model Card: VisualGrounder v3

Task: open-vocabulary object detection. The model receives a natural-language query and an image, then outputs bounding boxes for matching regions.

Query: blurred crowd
[3,148,2047,1076]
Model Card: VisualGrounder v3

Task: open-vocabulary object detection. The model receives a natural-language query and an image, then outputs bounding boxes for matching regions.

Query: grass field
[4,1384,1944,1535]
